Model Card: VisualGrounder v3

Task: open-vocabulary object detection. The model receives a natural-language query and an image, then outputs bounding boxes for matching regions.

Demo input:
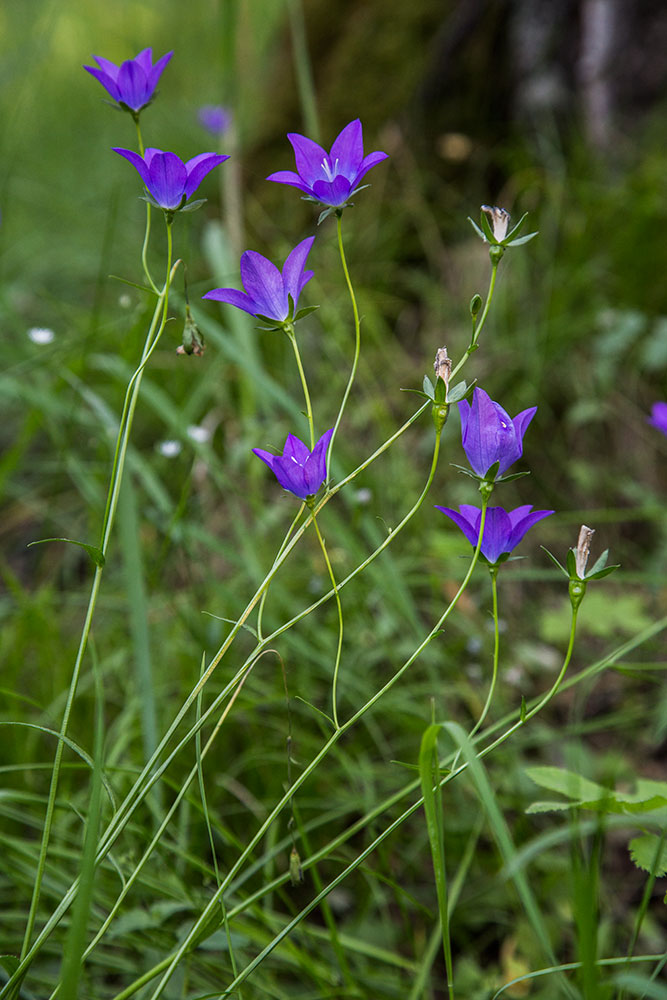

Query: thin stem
[450,261,498,381]
[310,509,344,729]
[134,118,160,295]
[469,564,500,740]
[327,213,361,473]
[256,504,306,641]
[18,220,176,964]
[286,324,314,448]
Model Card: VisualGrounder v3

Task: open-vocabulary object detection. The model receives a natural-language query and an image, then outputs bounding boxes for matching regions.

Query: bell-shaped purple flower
[113,147,229,212]
[203,237,315,323]
[459,388,537,480]
[84,48,173,114]
[267,119,388,208]
[435,504,554,565]
[253,429,333,500]
[648,401,667,437]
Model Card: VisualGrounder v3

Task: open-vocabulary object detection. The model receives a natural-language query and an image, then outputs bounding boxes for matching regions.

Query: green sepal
[495,470,530,484]
[422,375,435,399]
[28,537,105,568]
[468,216,486,241]
[504,211,529,242]
[180,198,207,214]
[450,463,481,479]
[479,210,496,244]
[484,460,500,482]
[587,549,609,575]
[349,183,370,198]
[541,546,568,576]
[587,564,621,580]
[400,386,433,400]
[446,380,468,403]
[434,376,448,404]
[317,205,338,225]
[506,231,538,247]
[293,304,320,322]
[566,547,578,577]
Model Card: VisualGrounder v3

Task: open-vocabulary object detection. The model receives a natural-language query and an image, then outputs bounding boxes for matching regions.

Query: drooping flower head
[648,401,667,437]
[198,105,232,136]
[459,388,537,481]
[435,504,554,566]
[253,429,333,500]
[84,48,173,114]
[203,237,315,324]
[267,119,388,209]
[113,147,229,213]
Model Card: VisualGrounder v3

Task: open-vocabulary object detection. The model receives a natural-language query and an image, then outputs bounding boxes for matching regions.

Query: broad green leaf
[629,834,667,877]
[525,766,608,803]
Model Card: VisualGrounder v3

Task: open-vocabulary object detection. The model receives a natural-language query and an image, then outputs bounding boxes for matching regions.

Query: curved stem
[285,324,314,448]
[256,504,306,641]
[18,221,176,965]
[310,509,344,729]
[134,118,159,295]
[327,213,361,473]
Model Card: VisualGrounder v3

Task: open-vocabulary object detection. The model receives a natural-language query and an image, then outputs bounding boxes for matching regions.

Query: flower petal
[184,152,229,199]
[272,455,310,498]
[282,236,315,307]
[288,132,329,185]
[304,428,333,493]
[435,504,481,548]
[352,150,389,188]
[113,147,151,188]
[146,151,187,209]
[146,49,173,89]
[282,433,311,464]
[507,508,554,552]
[266,170,314,195]
[330,119,363,177]
[116,60,150,110]
[202,287,257,315]
[311,175,351,207]
[480,507,514,563]
[240,251,287,321]
[252,447,279,477]
[133,48,154,73]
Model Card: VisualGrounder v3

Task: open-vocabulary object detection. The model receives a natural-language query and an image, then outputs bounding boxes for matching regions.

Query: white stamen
[321,157,340,182]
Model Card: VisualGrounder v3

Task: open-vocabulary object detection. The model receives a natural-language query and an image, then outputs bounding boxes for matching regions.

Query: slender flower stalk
[285,323,315,447]
[327,214,361,475]
[19,217,177,963]
[309,511,344,728]
[450,261,499,381]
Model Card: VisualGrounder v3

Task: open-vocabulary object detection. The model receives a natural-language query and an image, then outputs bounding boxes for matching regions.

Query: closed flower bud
[433,346,452,389]
[574,525,595,579]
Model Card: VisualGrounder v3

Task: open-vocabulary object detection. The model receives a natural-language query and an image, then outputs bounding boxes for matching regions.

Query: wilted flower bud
[433,346,452,390]
[574,525,595,579]
[176,304,205,356]
[482,205,510,242]
[289,846,304,886]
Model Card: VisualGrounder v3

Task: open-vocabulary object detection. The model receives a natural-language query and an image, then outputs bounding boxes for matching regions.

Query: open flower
[435,504,554,565]
[648,401,667,437]
[267,119,388,209]
[84,48,173,114]
[203,237,315,323]
[113,147,229,212]
[253,429,333,500]
[459,388,537,480]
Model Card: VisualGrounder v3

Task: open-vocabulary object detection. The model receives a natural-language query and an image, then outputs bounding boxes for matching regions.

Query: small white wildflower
[27,327,55,344]
[186,424,210,444]
[118,293,132,309]
[157,439,182,458]
[355,488,372,505]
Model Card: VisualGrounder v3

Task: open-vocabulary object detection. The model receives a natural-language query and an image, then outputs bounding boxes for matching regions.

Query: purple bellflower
[267,119,388,209]
[436,504,554,566]
[648,401,667,437]
[253,428,333,500]
[198,105,232,136]
[203,237,315,324]
[459,388,537,481]
[113,147,229,213]
[84,48,173,114]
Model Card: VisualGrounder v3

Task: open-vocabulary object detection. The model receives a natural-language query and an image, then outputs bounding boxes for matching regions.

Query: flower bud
[433,346,452,390]
[574,525,595,579]
[470,294,483,317]
[482,205,510,242]
[176,304,205,356]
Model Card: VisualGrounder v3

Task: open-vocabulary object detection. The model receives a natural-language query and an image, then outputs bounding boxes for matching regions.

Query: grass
[1,1,667,998]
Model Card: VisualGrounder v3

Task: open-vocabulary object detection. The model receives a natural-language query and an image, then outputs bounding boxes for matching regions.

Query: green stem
[256,504,306,641]
[310,509,344,729]
[286,324,314,448]
[470,564,500,740]
[327,213,361,473]
[450,261,498,381]
[144,503,488,1000]
[134,118,160,295]
[18,219,175,965]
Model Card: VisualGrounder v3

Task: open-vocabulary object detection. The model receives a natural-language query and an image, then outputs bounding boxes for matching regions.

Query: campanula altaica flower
[459,388,537,481]
[113,147,229,213]
[84,48,173,114]
[253,429,333,500]
[435,504,554,566]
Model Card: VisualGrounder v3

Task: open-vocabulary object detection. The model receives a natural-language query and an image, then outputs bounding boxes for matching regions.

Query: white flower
[186,424,210,444]
[27,327,55,344]
[157,439,182,457]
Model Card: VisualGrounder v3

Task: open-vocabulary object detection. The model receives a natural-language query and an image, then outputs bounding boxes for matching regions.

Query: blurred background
[1,1,667,996]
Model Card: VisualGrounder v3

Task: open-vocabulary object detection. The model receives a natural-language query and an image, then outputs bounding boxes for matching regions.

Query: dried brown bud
[433,346,452,388]
[575,525,595,578]
[481,205,510,242]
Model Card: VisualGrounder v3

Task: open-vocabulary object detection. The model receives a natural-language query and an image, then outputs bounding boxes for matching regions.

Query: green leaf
[525,766,608,803]
[526,800,577,814]
[629,834,667,877]
[27,537,105,568]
